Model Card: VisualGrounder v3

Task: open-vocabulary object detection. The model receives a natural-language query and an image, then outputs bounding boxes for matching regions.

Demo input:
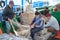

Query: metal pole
[22,0,24,12]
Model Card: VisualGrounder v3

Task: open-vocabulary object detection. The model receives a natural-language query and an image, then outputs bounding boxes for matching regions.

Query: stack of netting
[9,19,30,38]
[34,28,52,40]
[0,33,28,40]
[20,4,35,25]
[20,13,35,25]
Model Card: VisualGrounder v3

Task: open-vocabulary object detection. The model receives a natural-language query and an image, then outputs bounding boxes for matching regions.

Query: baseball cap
[9,1,14,5]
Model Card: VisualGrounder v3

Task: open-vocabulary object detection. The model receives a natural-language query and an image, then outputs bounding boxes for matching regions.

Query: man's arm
[44,20,52,27]
[39,20,44,27]
[30,17,36,25]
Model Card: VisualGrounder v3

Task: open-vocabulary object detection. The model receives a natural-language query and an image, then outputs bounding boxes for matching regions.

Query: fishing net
[9,19,30,38]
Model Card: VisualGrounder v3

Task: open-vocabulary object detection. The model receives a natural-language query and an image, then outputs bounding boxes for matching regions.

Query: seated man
[42,10,59,38]
[30,11,45,40]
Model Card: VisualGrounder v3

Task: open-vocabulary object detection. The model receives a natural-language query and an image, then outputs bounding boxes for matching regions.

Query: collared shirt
[44,16,59,30]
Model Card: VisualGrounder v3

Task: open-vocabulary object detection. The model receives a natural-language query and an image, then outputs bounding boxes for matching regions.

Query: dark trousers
[30,27,43,40]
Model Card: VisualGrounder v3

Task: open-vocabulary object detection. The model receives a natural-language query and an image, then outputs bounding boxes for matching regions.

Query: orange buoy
[0,28,3,35]
[55,30,60,39]
[54,7,58,12]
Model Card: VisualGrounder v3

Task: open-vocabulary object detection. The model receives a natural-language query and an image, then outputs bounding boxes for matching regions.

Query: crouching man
[43,13,59,40]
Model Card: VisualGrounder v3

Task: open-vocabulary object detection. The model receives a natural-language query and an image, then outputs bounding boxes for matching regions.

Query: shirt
[3,5,14,21]
[44,16,59,30]
[35,17,44,28]
[31,16,44,29]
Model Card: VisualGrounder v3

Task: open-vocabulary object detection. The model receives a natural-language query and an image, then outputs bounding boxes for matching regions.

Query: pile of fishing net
[9,19,30,38]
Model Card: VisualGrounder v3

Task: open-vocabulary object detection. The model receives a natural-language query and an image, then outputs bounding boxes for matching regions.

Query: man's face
[9,4,14,8]
[35,15,40,18]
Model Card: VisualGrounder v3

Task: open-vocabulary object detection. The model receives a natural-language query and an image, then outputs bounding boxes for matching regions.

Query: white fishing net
[9,19,30,38]
[0,33,29,40]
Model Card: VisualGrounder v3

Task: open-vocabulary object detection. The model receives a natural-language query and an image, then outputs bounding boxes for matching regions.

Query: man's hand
[30,24,35,28]
[8,18,11,22]
[9,33,13,35]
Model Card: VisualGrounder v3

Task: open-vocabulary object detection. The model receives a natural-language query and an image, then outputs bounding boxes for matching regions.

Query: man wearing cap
[3,1,14,34]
